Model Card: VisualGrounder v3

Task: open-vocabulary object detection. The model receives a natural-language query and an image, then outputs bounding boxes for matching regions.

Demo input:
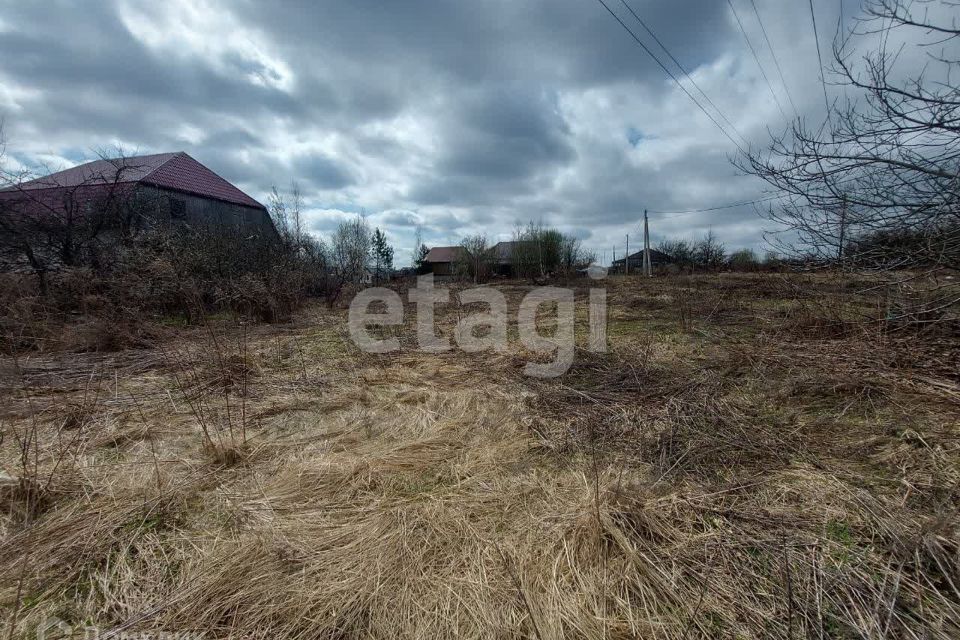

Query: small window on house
[169,198,186,219]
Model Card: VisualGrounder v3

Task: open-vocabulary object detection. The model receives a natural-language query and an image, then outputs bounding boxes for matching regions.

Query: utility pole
[837,194,847,264]
[625,234,630,275]
[643,209,651,277]
[612,246,616,273]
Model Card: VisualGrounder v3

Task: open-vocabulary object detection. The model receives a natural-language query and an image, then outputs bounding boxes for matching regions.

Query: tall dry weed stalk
[160,309,254,466]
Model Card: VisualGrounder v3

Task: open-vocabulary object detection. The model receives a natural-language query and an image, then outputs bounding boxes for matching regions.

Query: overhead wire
[726,0,789,122]
[593,0,748,155]
[645,3,859,221]
[648,171,873,218]
[808,0,832,122]
[616,0,750,148]
[594,0,820,229]
[748,0,799,119]
[648,193,784,217]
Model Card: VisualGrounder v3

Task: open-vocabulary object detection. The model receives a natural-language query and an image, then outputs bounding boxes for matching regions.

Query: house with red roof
[0,152,276,240]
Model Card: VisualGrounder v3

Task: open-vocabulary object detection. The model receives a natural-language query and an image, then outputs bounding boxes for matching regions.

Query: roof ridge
[172,152,246,194]
[140,151,185,180]
[139,153,265,209]
[5,151,264,209]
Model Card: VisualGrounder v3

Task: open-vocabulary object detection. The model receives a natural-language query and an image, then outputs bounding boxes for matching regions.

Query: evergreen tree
[371,228,394,283]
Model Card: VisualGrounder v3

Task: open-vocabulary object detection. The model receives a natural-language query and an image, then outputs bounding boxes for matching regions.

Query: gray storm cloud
[0,0,861,263]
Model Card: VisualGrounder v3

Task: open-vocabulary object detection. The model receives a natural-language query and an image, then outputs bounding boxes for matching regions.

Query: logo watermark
[348,267,608,378]
[37,617,204,640]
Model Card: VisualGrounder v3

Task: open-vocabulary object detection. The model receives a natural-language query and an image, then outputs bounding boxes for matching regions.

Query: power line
[647,193,784,216]
[808,0,832,121]
[726,0,789,122]
[748,0,799,119]
[646,172,872,218]
[629,195,781,257]
[593,0,747,155]
[616,0,749,148]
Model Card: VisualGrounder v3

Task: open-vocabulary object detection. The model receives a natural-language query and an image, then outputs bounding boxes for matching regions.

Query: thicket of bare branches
[510,221,594,280]
[331,216,373,285]
[456,234,496,283]
[267,184,331,299]
[655,233,748,272]
[0,150,160,294]
[738,0,960,326]
[0,145,340,351]
[0,126,402,349]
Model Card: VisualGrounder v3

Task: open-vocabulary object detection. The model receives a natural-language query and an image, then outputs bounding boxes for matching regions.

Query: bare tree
[269,182,318,255]
[457,234,495,283]
[738,0,959,273]
[559,234,594,278]
[510,221,587,279]
[268,185,291,242]
[267,183,330,301]
[692,230,726,271]
[412,226,430,275]
[332,216,372,284]
[656,238,694,268]
[728,248,759,272]
[0,146,155,291]
[737,0,960,325]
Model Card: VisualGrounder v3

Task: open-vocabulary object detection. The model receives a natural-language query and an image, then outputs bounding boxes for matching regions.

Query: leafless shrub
[332,216,373,286]
[160,318,255,467]
[456,234,496,283]
[0,364,98,524]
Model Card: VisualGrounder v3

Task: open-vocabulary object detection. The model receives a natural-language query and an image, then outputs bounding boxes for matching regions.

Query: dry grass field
[1,273,958,639]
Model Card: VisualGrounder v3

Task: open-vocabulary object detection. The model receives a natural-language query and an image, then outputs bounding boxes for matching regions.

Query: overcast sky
[0,0,863,264]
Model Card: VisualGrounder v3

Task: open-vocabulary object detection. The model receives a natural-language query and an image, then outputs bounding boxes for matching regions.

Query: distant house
[610,249,674,274]
[0,152,275,239]
[490,240,523,276]
[426,240,583,278]
[424,246,463,276]
[426,242,524,277]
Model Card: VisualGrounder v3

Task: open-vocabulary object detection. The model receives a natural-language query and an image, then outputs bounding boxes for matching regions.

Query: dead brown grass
[0,273,957,639]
